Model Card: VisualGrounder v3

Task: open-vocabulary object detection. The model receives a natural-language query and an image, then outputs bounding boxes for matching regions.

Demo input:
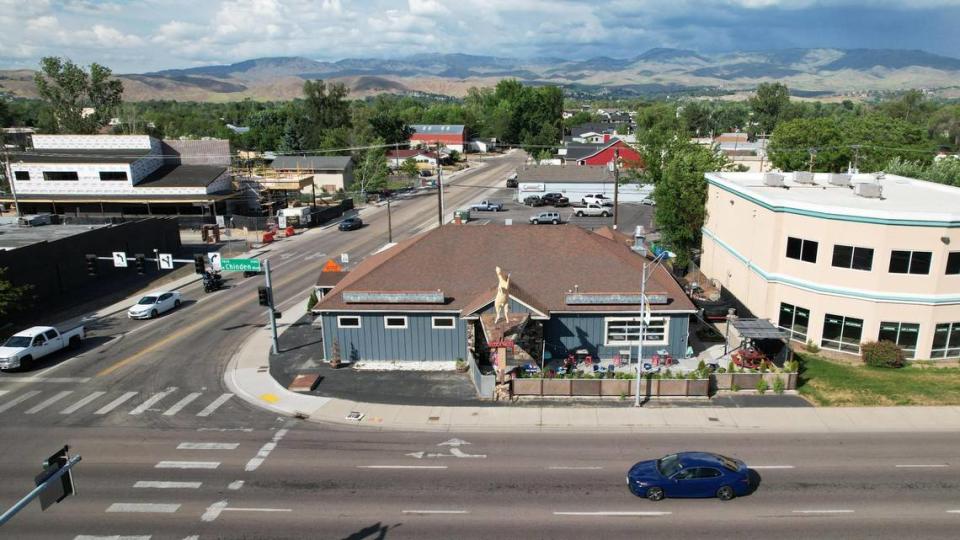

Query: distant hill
[3,48,960,102]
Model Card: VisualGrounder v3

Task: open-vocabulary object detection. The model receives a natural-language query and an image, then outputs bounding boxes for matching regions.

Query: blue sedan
[627,452,751,501]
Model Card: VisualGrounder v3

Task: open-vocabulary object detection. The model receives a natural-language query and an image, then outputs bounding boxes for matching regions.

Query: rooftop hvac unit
[828,173,852,186]
[763,173,785,187]
[794,171,815,184]
[854,182,883,199]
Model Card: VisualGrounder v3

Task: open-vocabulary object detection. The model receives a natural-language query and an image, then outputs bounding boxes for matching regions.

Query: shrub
[717,367,727,374]
[784,359,799,373]
[731,383,741,392]
[756,378,769,394]
[306,289,319,312]
[727,361,736,373]
[455,358,468,372]
[861,340,906,369]
[697,360,707,372]
[619,392,627,401]
[773,376,785,395]
[805,341,820,353]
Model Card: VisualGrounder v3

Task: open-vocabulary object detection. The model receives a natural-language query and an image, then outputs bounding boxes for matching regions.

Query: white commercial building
[515,165,652,204]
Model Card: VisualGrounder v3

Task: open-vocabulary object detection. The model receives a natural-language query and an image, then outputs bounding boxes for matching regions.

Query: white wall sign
[158,253,174,270]
[112,251,127,267]
[340,253,349,264]
[519,183,545,192]
[208,252,222,271]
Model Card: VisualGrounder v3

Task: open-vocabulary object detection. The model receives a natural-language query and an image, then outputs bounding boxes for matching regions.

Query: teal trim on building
[702,227,960,306]
[707,177,960,228]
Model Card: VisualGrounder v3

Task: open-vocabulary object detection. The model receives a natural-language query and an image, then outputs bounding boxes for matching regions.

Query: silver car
[128,291,182,319]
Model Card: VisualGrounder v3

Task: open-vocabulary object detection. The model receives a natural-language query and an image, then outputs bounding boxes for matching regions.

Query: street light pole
[612,148,620,230]
[635,252,668,407]
[387,197,393,243]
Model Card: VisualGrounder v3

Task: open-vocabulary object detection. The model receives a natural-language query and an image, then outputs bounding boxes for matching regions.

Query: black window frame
[889,250,932,275]
[42,171,79,181]
[99,171,128,181]
[821,313,864,354]
[778,302,810,342]
[832,244,874,271]
[786,236,818,263]
[337,316,361,329]
[878,321,920,359]
[932,322,960,359]
[13,171,30,181]
[947,252,960,275]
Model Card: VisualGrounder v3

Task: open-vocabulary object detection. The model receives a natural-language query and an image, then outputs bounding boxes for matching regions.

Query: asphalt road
[2,150,960,539]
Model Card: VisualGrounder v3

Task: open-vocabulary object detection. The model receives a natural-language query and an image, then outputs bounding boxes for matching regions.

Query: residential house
[468,138,498,153]
[314,224,695,369]
[558,138,642,167]
[409,124,467,153]
[701,171,960,360]
[386,149,448,169]
[270,155,354,194]
[515,164,651,203]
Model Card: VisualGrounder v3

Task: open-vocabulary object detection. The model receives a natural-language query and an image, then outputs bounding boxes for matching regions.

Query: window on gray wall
[99,171,128,181]
[786,236,818,263]
[42,171,79,181]
[14,171,29,181]
[889,250,931,274]
[832,245,874,271]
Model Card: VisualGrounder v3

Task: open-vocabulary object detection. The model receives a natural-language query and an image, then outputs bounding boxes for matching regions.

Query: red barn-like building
[564,138,642,168]
[409,124,467,153]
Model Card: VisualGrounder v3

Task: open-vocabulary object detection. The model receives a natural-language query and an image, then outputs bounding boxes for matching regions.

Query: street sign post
[221,258,262,272]
[158,253,174,270]
[112,252,127,268]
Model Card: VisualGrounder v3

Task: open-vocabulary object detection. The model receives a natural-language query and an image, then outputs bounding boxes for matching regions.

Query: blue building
[314,225,696,370]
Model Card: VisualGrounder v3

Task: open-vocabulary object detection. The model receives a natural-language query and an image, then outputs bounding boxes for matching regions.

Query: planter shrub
[756,378,769,394]
[773,376,785,395]
[861,340,906,368]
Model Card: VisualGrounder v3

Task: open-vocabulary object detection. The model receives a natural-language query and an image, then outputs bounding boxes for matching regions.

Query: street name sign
[221,258,262,272]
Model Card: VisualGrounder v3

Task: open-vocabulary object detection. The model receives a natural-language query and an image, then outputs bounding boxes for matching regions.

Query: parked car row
[523,193,569,207]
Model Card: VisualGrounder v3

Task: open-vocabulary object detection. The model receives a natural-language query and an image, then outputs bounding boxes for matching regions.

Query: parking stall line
[177,442,239,450]
[196,393,233,417]
[74,536,152,540]
[155,461,220,470]
[129,387,177,415]
[553,511,672,517]
[895,464,948,468]
[133,481,202,489]
[106,503,181,513]
[0,390,41,413]
[792,510,855,514]
[357,465,448,470]
[163,392,202,416]
[402,510,470,515]
[547,466,604,470]
[61,391,107,414]
[95,392,138,415]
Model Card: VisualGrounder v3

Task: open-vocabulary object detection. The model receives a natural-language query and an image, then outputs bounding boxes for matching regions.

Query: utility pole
[387,197,393,243]
[634,261,648,407]
[264,259,279,354]
[436,142,444,227]
[2,148,22,218]
[612,148,620,230]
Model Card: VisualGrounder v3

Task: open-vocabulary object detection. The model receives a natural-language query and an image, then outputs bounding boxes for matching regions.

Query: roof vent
[794,171,815,184]
[828,173,852,187]
[854,183,882,199]
[763,173,785,187]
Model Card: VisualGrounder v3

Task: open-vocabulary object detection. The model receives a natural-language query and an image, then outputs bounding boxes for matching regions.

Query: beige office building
[701,171,960,360]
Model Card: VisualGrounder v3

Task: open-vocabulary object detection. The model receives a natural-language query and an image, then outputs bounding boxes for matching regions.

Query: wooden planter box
[512,379,542,396]
[601,379,632,397]
[713,373,734,391]
[571,379,601,397]
[713,372,798,392]
[512,378,711,397]
[542,379,572,396]
[731,373,761,390]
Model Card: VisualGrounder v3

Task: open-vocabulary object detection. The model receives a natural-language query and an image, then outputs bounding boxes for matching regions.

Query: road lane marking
[106,503,181,513]
[75,536,152,540]
[0,390,41,413]
[895,464,948,468]
[61,391,107,414]
[197,393,233,417]
[228,480,244,490]
[129,387,177,415]
[0,390,7,398]
[357,465,448,469]
[245,428,288,471]
[792,510,854,514]
[134,481,202,489]
[197,427,253,432]
[547,466,604,470]
[751,465,795,469]
[178,442,239,450]
[202,500,228,522]
[0,377,91,383]
[163,392,202,416]
[25,390,73,414]
[402,510,469,515]
[155,461,220,470]
[553,512,672,517]
[94,392,138,415]
[223,507,292,513]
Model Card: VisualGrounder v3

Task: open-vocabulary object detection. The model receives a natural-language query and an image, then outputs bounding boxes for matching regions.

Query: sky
[1,0,959,73]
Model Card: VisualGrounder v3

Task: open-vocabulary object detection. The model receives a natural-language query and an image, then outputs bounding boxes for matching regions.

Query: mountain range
[3,48,960,102]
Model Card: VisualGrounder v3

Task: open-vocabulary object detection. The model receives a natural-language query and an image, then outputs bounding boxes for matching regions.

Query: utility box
[454,209,471,224]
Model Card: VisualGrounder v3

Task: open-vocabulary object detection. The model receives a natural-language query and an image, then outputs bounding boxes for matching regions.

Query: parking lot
[460,186,655,234]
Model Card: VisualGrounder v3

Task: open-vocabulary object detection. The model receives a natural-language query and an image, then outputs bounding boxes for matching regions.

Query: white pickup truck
[574,204,612,217]
[0,325,85,371]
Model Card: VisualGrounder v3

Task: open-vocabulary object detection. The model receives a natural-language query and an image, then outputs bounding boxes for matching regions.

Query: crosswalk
[0,387,235,420]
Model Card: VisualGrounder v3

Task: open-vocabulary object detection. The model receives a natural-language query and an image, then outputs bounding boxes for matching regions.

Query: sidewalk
[225,300,960,434]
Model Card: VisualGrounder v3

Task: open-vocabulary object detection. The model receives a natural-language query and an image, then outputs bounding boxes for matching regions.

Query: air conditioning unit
[854,183,882,199]
[763,173,785,187]
[794,171,815,184]
[828,173,852,186]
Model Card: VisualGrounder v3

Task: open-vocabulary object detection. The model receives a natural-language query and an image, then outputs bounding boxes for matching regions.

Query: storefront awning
[731,318,789,340]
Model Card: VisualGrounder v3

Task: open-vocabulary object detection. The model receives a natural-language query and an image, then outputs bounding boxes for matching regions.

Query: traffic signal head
[85,254,98,276]
[258,286,270,306]
[134,254,146,275]
[194,254,205,274]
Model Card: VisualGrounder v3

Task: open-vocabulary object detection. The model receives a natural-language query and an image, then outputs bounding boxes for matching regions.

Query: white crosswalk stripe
[95,392,138,415]
[61,391,107,414]
[25,390,73,414]
[196,393,233,417]
[163,392,202,416]
[0,390,41,413]
[129,387,177,415]
[0,390,9,398]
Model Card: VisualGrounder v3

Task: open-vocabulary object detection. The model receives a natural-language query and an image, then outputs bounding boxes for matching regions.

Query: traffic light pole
[264,259,279,354]
[0,454,81,527]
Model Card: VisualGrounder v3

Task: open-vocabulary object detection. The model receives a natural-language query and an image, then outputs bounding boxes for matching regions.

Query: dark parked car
[541,193,570,207]
[506,173,518,188]
[419,170,433,177]
[523,195,544,207]
[627,452,751,502]
[338,217,363,231]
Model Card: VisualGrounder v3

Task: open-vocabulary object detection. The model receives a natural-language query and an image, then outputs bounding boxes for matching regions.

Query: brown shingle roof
[316,225,695,314]
[516,165,614,184]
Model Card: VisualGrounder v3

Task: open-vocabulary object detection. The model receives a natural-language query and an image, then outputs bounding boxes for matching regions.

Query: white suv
[529,212,561,225]
[582,194,612,207]
[575,204,611,217]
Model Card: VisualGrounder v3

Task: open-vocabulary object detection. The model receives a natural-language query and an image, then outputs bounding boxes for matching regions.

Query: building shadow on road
[340,522,400,540]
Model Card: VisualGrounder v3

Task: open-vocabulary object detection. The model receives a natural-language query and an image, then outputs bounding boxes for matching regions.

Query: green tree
[653,142,729,269]
[768,117,849,172]
[369,111,413,144]
[355,141,389,194]
[748,82,790,135]
[302,80,350,148]
[0,268,30,316]
[447,149,461,162]
[563,110,594,131]
[399,157,419,178]
[928,105,960,147]
[34,56,123,133]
